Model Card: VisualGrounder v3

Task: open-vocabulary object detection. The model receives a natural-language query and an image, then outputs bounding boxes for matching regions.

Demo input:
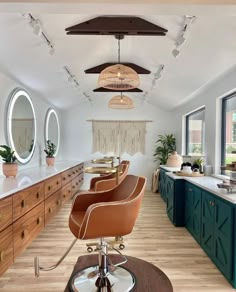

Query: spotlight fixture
[63,66,80,88]
[24,13,55,56]
[172,15,196,58]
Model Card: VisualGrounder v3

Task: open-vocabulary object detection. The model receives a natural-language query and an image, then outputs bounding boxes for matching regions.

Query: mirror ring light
[7,88,37,164]
[45,108,60,157]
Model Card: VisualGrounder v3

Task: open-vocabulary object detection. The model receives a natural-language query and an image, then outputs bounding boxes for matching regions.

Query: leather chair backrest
[78,175,146,239]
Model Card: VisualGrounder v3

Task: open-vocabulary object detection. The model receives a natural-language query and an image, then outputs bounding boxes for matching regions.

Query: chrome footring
[70,265,135,292]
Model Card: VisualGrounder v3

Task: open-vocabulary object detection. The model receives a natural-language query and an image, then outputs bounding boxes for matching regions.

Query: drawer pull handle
[37,217,42,225]
[21,230,26,239]
[21,200,25,208]
[0,251,4,262]
[63,177,66,181]
[48,186,51,191]
[63,194,66,198]
[189,188,192,192]
[68,174,71,177]
[49,207,53,213]
[212,201,215,207]
[72,186,75,189]
[56,181,59,185]
[68,190,71,193]
[73,171,75,174]
[36,192,40,199]
[57,200,61,205]
[76,183,79,186]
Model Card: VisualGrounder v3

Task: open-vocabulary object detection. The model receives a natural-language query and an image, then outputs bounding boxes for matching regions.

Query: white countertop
[0,160,83,200]
[166,172,236,204]
[160,165,181,172]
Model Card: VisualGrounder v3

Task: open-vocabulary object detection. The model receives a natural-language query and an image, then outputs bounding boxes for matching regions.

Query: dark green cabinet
[159,168,167,202]
[202,190,233,281]
[166,176,185,226]
[185,182,202,243]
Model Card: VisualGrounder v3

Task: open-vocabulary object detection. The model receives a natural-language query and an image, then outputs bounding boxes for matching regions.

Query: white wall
[172,64,236,174]
[0,70,62,174]
[61,97,175,190]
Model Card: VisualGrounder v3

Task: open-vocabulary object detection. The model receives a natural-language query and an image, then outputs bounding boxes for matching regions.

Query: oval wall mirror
[45,108,60,157]
[6,88,37,164]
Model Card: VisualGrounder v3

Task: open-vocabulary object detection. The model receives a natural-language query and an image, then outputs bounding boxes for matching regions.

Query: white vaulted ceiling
[1,2,236,111]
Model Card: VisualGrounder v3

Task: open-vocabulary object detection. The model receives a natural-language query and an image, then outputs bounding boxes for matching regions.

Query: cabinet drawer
[45,190,62,225]
[71,174,83,196]
[45,174,61,199]
[0,225,13,275]
[13,182,44,221]
[0,196,13,232]
[61,182,72,203]
[61,169,73,186]
[13,202,44,258]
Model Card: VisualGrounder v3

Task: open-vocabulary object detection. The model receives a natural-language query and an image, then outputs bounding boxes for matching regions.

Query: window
[186,108,205,155]
[221,93,236,165]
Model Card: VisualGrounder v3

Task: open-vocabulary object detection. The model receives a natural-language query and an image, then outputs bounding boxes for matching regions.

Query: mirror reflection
[45,108,60,157]
[7,89,36,164]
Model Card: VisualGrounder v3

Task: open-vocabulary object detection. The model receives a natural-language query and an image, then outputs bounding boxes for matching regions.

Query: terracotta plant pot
[46,157,55,166]
[2,163,18,178]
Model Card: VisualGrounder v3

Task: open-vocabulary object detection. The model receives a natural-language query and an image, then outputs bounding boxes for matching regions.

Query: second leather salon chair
[34,174,146,292]
[89,160,130,192]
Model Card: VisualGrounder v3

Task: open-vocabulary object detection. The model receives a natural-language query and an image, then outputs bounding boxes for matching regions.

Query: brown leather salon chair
[69,174,146,291]
[34,174,146,292]
[89,160,130,192]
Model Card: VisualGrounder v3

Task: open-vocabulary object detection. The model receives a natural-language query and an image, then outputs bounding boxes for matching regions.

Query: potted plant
[44,140,56,166]
[153,134,176,165]
[0,145,18,177]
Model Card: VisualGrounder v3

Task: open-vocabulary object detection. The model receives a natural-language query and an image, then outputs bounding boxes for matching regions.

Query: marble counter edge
[0,160,84,200]
[165,171,236,204]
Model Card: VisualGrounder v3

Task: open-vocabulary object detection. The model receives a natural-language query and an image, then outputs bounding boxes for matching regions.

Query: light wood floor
[0,190,236,292]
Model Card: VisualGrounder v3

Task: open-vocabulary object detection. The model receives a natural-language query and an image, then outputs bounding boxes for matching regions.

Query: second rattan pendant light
[98,35,140,90]
[108,92,135,109]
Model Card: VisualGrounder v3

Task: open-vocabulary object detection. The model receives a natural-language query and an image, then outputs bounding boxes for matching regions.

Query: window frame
[185,107,205,156]
[221,92,236,167]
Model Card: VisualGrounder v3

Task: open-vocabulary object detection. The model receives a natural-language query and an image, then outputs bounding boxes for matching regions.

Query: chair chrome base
[70,265,136,292]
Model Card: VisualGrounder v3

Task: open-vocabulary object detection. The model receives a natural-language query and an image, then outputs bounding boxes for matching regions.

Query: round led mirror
[45,108,60,157]
[6,88,37,164]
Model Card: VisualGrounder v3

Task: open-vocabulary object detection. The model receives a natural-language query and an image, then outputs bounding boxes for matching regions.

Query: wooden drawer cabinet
[61,169,73,186]
[71,174,83,196]
[45,190,62,225]
[0,196,13,232]
[61,182,72,203]
[13,202,44,258]
[0,225,13,275]
[45,174,61,199]
[13,182,44,221]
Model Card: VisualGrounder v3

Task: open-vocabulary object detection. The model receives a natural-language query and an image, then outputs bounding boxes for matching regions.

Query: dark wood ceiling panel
[85,63,150,74]
[93,87,143,92]
[65,16,168,36]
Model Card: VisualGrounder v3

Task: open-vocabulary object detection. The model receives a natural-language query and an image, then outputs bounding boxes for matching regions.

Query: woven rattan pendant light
[98,36,140,90]
[108,92,134,109]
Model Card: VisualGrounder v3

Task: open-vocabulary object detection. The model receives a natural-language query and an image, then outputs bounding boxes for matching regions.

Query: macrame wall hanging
[90,120,150,155]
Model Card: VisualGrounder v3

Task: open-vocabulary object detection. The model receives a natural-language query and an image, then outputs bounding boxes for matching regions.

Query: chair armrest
[94,179,117,191]
[89,173,114,190]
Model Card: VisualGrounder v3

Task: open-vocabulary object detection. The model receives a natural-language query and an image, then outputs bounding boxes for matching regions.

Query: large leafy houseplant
[153,134,176,165]
[0,145,18,177]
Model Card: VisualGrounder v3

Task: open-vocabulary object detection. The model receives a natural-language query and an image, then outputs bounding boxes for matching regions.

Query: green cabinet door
[159,169,167,202]
[201,191,214,255]
[202,190,233,281]
[166,176,185,226]
[166,176,174,223]
[185,182,202,243]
